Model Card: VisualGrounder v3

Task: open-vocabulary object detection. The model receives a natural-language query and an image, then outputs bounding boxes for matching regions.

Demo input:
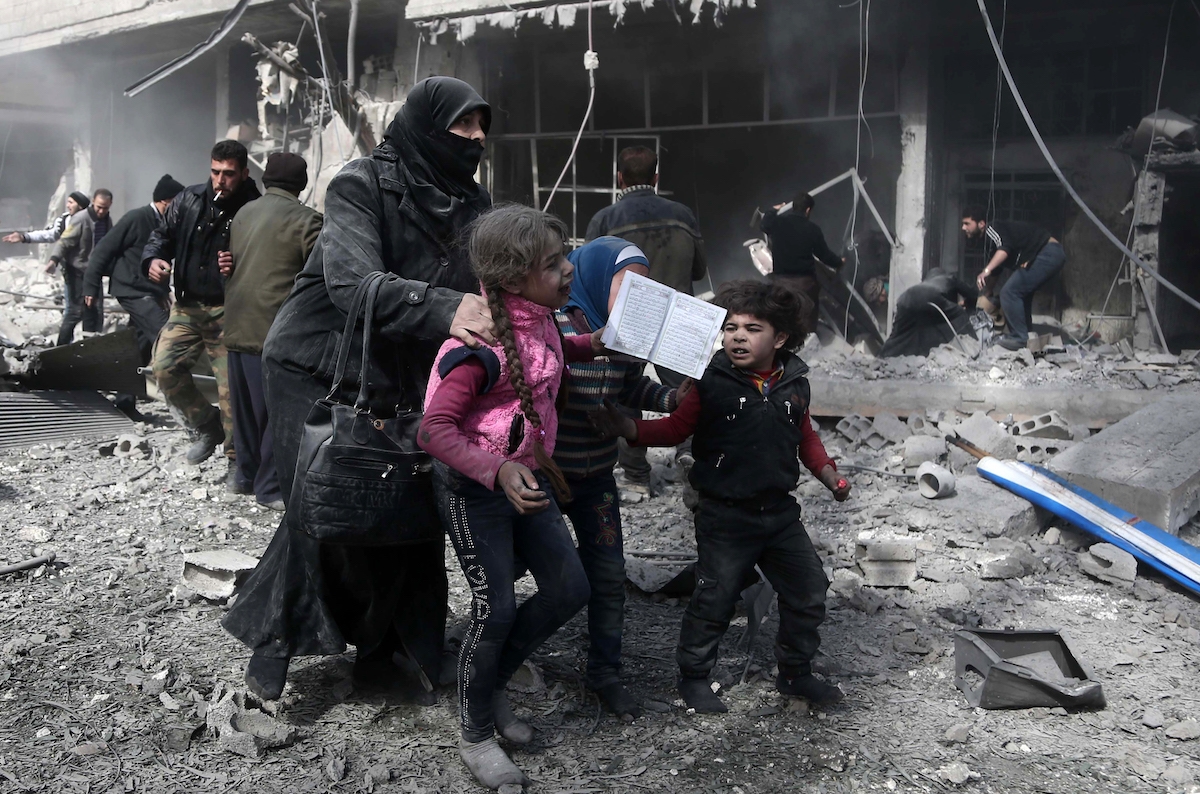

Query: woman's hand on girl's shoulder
[451,293,496,348]
[497,461,549,514]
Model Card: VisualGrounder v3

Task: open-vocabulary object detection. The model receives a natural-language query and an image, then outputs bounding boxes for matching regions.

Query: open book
[600,272,727,380]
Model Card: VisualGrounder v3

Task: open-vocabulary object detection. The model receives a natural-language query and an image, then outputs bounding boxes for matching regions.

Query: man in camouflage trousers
[144,140,261,473]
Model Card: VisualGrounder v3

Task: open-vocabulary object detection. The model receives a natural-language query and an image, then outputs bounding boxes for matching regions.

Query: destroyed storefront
[407,0,911,317]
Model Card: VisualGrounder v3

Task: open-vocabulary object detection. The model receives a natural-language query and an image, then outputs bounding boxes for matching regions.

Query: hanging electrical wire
[543,0,597,212]
[986,0,1007,221]
[975,0,1200,316]
[843,0,871,339]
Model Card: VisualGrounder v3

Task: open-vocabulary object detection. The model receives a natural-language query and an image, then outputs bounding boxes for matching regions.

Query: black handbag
[288,270,439,545]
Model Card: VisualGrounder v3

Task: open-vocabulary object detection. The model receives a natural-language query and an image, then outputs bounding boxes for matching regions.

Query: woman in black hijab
[222,77,495,702]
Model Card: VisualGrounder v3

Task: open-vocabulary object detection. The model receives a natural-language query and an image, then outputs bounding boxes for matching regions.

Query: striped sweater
[555,307,676,478]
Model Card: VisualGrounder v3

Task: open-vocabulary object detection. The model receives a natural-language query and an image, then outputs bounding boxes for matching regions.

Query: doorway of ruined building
[1157,171,1200,352]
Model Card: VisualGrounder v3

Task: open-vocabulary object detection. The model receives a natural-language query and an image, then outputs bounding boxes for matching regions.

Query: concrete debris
[899,474,1048,538]
[903,435,946,467]
[978,540,1044,580]
[1014,436,1074,464]
[1011,410,1073,440]
[835,413,873,442]
[944,723,971,743]
[954,412,1018,459]
[870,412,909,445]
[206,690,297,758]
[624,557,681,593]
[181,550,259,601]
[99,434,152,459]
[1164,720,1200,741]
[1050,392,1200,534]
[937,761,979,785]
[855,536,918,587]
[507,660,545,694]
[1142,708,1165,729]
[1078,543,1138,587]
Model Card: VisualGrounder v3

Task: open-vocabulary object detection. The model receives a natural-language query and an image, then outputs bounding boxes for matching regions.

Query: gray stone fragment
[903,436,947,468]
[871,412,910,445]
[857,560,917,587]
[1165,720,1200,740]
[956,412,1018,459]
[1078,543,1137,587]
[1142,708,1165,728]
[206,691,297,758]
[181,550,259,601]
[944,723,971,743]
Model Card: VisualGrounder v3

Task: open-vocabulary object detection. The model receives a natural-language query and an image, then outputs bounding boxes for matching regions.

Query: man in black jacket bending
[144,141,261,469]
[85,175,185,364]
[761,192,844,334]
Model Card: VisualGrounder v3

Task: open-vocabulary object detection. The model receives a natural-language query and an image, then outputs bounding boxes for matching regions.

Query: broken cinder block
[871,412,909,445]
[855,536,918,587]
[835,413,873,442]
[903,436,947,468]
[956,412,1017,459]
[1078,543,1137,588]
[1011,410,1072,441]
[181,550,259,601]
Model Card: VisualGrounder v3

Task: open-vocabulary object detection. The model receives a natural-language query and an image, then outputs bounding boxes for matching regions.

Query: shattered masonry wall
[0,0,269,58]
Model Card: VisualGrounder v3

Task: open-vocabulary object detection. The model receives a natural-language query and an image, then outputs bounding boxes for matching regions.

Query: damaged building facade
[1,0,1198,349]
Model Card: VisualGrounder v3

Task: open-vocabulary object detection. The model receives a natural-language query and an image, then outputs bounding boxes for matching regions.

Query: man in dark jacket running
[222,153,323,510]
[85,174,185,364]
[761,192,844,335]
[144,140,261,469]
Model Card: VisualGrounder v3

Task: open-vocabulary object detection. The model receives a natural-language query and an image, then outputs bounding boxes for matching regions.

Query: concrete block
[1015,437,1074,464]
[856,559,917,587]
[1011,410,1072,440]
[956,411,1017,459]
[1050,392,1200,534]
[903,435,947,468]
[906,414,930,435]
[855,537,917,562]
[836,413,873,442]
[871,412,909,445]
[1078,543,1137,588]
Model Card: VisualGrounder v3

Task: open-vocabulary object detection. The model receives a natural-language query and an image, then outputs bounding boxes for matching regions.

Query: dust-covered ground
[2,404,1200,794]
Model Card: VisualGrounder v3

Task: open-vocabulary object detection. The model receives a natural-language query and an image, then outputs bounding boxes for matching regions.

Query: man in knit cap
[222,152,322,509]
[85,175,186,365]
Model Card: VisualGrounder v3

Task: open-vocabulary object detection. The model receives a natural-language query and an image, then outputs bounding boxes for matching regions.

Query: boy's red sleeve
[633,388,701,447]
[563,333,596,363]
[799,409,836,476]
[418,359,507,489]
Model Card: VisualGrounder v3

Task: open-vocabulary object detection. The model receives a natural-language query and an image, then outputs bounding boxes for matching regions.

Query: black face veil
[385,76,492,234]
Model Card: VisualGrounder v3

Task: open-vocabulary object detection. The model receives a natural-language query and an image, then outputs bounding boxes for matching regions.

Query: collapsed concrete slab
[1050,392,1200,534]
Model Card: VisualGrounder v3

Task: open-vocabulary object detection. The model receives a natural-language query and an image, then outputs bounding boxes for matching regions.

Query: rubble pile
[806,333,1200,392]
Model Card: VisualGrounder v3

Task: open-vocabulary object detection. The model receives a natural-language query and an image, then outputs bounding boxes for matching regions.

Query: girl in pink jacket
[419,204,602,791]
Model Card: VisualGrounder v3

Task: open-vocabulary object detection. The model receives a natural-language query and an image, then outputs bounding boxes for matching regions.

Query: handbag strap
[327,270,385,399]
[354,271,387,411]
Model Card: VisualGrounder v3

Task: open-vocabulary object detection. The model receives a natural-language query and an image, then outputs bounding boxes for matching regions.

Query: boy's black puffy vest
[688,350,813,502]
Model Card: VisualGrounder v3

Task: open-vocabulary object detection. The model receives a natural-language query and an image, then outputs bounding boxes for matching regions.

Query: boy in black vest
[591,280,851,712]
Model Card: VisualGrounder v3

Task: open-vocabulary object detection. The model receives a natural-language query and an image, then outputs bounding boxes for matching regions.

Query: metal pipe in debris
[0,552,56,576]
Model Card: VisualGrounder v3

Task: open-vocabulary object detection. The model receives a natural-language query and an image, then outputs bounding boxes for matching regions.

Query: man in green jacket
[223,152,322,509]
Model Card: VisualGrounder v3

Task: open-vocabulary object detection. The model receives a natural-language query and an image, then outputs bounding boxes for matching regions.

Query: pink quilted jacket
[424,292,564,470]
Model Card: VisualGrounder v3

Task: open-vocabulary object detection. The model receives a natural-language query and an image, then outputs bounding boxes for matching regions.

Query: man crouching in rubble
[591,280,851,713]
[143,140,261,474]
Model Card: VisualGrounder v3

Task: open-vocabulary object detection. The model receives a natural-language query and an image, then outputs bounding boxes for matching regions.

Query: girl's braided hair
[469,203,573,503]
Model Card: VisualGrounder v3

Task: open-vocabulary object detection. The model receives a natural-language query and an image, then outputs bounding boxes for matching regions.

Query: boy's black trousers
[678,492,828,680]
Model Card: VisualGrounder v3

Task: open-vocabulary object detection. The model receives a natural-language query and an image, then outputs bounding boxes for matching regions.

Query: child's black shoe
[776,672,843,705]
[678,678,728,713]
